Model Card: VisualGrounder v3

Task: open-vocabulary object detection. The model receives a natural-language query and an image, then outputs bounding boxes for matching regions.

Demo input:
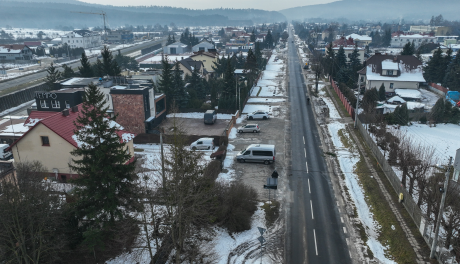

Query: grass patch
[134,148,144,152]
[261,200,280,227]
[256,87,262,96]
[0,78,45,96]
[351,129,417,263]
[324,151,336,157]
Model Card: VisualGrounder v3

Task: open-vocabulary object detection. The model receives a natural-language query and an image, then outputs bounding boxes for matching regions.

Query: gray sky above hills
[79,0,337,11]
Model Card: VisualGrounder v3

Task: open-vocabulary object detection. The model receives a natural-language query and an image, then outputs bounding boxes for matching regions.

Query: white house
[358,54,426,96]
[390,33,436,48]
[61,30,102,49]
[192,40,215,52]
[0,44,33,61]
[345,34,372,46]
[163,42,188,55]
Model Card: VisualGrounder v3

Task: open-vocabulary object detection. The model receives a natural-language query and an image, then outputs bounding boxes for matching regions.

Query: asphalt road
[286,27,351,263]
[0,37,166,92]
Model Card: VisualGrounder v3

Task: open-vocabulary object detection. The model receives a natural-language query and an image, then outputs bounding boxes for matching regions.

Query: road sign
[264,178,278,189]
[257,236,266,245]
[258,227,266,236]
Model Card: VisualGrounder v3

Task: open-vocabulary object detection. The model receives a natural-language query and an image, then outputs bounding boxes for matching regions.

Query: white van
[0,144,13,160]
[236,144,275,165]
[190,138,214,150]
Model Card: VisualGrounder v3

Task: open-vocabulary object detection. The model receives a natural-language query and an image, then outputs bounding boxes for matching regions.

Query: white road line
[313,229,318,256]
[306,162,309,173]
[304,148,306,157]
[303,136,305,144]
[341,217,344,223]
[308,178,311,194]
[343,227,347,233]
[310,200,314,219]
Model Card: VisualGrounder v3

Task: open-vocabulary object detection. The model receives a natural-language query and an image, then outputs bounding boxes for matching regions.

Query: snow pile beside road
[167,112,233,119]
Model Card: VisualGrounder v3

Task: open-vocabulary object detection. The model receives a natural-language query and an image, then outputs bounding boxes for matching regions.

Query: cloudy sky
[79,0,338,11]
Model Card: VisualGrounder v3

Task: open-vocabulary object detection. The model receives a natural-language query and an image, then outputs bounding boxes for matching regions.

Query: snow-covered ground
[242,104,272,114]
[319,86,396,263]
[250,54,286,98]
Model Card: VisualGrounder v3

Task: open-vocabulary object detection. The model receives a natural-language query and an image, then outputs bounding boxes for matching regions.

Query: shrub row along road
[0,37,167,93]
[286,26,351,263]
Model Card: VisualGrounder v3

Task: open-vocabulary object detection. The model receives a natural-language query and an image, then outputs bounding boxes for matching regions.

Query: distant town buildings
[61,30,102,49]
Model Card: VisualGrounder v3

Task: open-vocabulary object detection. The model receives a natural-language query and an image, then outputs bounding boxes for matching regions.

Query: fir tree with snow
[78,52,93,77]
[45,62,61,91]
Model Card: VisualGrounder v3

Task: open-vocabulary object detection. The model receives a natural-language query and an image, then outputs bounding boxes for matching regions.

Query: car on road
[236,144,275,165]
[247,110,270,120]
[190,138,214,150]
[237,124,260,133]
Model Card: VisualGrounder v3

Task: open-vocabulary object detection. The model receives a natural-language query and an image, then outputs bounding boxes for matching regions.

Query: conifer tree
[62,64,75,78]
[401,41,414,55]
[166,34,174,45]
[244,48,258,86]
[45,62,62,90]
[70,83,140,250]
[424,47,444,83]
[79,52,93,77]
[378,83,386,101]
[157,56,174,110]
[349,45,362,82]
[250,29,256,42]
[264,29,274,49]
[335,46,347,70]
[254,42,264,70]
[98,45,121,77]
[171,62,189,108]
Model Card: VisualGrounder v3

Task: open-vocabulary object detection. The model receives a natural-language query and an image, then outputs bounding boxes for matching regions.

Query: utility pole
[354,76,361,128]
[430,157,453,259]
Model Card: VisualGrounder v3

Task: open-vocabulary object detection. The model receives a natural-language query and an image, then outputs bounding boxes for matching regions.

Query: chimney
[71,105,78,112]
[62,109,70,117]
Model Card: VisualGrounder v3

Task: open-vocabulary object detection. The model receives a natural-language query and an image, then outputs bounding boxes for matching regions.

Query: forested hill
[0,1,286,28]
[280,0,460,22]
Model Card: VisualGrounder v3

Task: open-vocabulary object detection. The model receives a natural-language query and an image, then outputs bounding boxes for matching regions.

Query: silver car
[247,110,270,120]
[237,124,260,133]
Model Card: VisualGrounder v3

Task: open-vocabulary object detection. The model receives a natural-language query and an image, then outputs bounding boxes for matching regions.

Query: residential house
[8,105,136,182]
[0,44,33,61]
[178,57,207,79]
[61,30,102,49]
[327,37,365,63]
[357,54,426,96]
[390,33,436,48]
[189,50,218,74]
[192,40,215,52]
[163,42,188,54]
[345,34,372,47]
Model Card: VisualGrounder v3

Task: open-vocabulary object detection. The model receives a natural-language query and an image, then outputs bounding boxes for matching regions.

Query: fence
[0,83,47,113]
[330,78,355,119]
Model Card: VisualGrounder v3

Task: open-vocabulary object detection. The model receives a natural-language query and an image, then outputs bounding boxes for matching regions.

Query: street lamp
[151,129,166,192]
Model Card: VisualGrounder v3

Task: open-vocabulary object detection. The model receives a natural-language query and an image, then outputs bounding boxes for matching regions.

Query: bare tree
[0,161,66,264]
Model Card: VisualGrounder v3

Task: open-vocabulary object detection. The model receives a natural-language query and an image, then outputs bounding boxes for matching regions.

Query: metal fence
[0,83,47,114]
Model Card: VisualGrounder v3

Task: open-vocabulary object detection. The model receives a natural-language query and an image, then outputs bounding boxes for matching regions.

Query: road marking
[304,148,306,157]
[310,200,314,219]
[313,229,318,255]
[341,217,344,223]
[308,178,311,194]
[343,227,347,234]
[303,136,305,144]
[306,162,309,173]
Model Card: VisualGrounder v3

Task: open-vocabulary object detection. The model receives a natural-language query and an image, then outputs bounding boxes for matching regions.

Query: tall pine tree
[424,47,444,83]
[171,62,189,108]
[79,52,93,77]
[45,63,62,91]
[70,83,140,250]
[157,56,174,111]
[97,45,121,77]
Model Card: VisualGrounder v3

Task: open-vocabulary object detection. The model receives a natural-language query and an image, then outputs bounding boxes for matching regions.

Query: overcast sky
[79,0,338,11]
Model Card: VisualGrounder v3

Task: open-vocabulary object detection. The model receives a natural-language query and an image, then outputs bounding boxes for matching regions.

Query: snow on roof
[395,89,422,99]
[393,34,435,39]
[406,101,425,109]
[387,96,406,103]
[61,78,84,86]
[365,63,425,82]
[346,33,372,41]
[382,60,399,70]
[0,46,22,54]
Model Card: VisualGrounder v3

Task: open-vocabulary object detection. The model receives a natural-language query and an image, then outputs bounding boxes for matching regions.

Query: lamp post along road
[354,77,361,128]
[430,156,453,259]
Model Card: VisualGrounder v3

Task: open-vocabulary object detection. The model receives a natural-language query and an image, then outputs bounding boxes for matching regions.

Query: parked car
[0,144,13,160]
[236,144,275,165]
[190,138,214,150]
[247,110,270,120]
[204,110,217,124]
[237,124,260,133]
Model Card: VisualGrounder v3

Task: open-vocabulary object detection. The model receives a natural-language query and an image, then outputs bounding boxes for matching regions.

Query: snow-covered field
[250,54,285,97]
[247,98,285,103]
[1,28,69,40]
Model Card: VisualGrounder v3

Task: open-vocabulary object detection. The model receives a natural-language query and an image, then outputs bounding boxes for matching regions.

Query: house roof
[9,104,136,150]
[179,58,204,74]
[166,41,188,48]
[0,44,30,54]
[346,34,371,41]
[332,36,356,47]
[358,54,425,82]
[190,51,217,59]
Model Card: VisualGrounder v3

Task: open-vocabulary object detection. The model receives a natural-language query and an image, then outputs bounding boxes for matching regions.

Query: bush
[419,115,427,124]
[203,160,222,181]
[215,182,258,233]
[200,103,212,110]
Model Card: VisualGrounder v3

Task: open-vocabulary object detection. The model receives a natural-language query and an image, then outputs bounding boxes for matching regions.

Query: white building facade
[61,30,102,49]
[390,34,436,48]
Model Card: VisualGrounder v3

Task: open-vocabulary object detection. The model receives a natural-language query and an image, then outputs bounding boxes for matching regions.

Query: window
[41,136,50,146]
[243,151,251,155]
[40,100,48,108]
[387,70,393,76]
[65,100,70,108]
[390,83,394,89]
[252,151,273,156]
[51,100,60,108]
